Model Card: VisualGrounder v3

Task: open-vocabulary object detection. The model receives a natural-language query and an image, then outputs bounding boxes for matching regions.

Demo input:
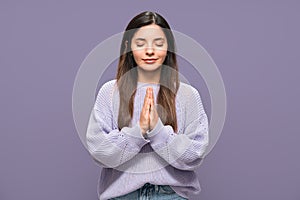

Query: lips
[143,58,158,64]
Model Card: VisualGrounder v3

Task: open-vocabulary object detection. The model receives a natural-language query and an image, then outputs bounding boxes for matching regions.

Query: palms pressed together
[139,87,159,136]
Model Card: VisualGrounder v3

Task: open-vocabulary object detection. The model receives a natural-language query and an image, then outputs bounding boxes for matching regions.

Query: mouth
[143,58,158,64]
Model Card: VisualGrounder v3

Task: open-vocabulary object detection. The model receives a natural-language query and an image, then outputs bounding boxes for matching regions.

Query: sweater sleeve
[146,85,209,171]
[86,81,149,168]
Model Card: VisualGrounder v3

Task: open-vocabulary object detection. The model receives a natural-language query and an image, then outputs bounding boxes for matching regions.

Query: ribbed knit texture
[86,79,209,200]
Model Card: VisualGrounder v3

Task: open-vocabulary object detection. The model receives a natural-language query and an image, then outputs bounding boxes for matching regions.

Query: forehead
[132,24,166,40]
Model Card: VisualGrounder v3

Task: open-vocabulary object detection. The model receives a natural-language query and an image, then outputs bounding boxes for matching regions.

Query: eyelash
[136,44,164,47]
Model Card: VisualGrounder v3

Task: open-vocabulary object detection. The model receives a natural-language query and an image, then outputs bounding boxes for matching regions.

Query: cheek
[132,51,143,61]
[158,50,167,59]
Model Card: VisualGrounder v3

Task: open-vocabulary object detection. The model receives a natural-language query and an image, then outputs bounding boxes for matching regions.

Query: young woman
[86,11,209,200]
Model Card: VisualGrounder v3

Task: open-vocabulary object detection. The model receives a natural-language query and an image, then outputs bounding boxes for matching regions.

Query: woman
[86,11,209,200]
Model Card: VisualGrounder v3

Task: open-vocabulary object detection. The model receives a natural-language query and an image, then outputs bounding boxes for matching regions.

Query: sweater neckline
[137,82,160,87]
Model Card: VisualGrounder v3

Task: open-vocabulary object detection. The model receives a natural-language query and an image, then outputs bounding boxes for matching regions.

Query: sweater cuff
[122,123,150,149]
[147,118,172,147]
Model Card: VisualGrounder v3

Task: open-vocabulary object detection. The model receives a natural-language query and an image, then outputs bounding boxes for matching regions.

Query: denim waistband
[110,183,187,200]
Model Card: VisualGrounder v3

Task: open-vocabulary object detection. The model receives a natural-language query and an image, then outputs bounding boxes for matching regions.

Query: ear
[124,40,128,49]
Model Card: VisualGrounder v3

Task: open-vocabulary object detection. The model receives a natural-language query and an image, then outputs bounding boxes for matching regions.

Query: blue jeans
[110,183,187,200]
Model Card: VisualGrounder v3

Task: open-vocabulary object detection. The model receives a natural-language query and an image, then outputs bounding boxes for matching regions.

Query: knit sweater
[86,79,209,200]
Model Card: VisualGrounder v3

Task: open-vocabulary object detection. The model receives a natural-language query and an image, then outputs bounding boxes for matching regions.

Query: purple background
[1,1,299,200]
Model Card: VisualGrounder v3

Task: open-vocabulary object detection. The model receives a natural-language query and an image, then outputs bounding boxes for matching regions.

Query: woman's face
[131,24,168,72]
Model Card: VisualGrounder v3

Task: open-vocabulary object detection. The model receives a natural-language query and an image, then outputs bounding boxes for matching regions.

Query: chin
[139,64,162,72]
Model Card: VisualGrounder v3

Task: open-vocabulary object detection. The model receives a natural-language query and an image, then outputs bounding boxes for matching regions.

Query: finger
[142,99,150,126]
[143,88,149,106]
[142,88,150,109]
[147,87,153,98]
[143,98,150,115]
[151,88,155,105]
[148,92,155,112]
[147,110,151,129]
[147,98,151,112]
[141,90,150,115]
[140,99,150,129]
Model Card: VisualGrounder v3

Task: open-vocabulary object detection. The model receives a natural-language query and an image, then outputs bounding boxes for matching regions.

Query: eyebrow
[135,37,165,42]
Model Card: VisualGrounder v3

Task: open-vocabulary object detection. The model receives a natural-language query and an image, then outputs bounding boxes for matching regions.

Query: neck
[137,66,161,84]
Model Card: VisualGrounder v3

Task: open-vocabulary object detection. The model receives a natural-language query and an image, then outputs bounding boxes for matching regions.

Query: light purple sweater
[86,80,209,200]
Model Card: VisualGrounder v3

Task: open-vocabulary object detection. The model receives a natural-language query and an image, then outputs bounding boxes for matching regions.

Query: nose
[145,45,154,56]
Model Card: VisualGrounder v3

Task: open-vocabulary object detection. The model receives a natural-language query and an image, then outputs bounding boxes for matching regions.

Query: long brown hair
[116,11,179,132]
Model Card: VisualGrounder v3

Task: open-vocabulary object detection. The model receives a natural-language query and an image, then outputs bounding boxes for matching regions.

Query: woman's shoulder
[96,79,118,100]
[177,82,204,107]
[100,79,117,89]
[178,81,200,97]
[98,79,117,93]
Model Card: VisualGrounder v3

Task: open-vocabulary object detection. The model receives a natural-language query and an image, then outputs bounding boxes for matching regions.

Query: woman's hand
[139,87,159,136]
[149,87,159,131]
[139,88,151,136]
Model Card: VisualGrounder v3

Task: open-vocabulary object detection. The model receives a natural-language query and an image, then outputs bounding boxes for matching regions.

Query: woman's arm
[146,85,209,171]
[86,81,149,168]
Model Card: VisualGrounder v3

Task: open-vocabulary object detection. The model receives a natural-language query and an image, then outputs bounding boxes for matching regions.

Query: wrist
[140,127,148,137]
[150,119,158,130]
